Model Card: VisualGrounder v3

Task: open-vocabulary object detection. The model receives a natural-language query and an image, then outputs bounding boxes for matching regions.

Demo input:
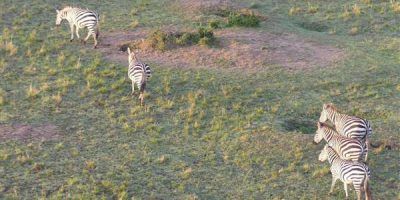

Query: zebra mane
[324,103,337,111]
[62,6,74,10]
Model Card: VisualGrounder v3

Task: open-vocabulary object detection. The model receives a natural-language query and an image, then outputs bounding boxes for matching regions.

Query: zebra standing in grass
[127,48,151,105]
[56,6,100,48]
[314,122,365,162]
[319,103,372,161]
[318,145,372,200]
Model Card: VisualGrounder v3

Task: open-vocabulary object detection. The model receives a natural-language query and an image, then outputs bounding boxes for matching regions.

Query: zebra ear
[56,9,60,13]
[127,47,131,55]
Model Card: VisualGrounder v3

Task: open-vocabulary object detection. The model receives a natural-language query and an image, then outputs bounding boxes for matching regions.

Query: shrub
[227,10,260,27]
[208,20,220,29]
[127,27,216,51]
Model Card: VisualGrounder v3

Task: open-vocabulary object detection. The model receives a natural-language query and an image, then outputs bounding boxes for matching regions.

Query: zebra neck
[327,149,339,165]
[323,128,335,142]
[328,109,340,125]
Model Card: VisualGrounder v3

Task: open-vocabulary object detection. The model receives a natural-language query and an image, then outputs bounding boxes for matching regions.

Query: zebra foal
[319,145,372,200]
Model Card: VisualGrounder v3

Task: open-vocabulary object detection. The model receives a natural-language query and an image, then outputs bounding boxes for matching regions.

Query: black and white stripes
[314,103,374,199]
[56,6,100,48]
[314,122,365,162]
[127,48,151,105]
[319,103,372,161]
[318,145,372,200]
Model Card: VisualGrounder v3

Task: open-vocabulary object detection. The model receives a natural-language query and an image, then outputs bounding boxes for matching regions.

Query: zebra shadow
[282,118,316,134]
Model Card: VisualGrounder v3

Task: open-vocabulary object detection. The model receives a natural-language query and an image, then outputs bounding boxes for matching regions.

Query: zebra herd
[55,6,151,105]
[54,6,376,199]
[315,103,373,200]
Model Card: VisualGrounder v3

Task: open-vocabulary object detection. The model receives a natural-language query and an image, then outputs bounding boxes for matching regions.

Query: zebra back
[323,104,371,141]
[319,122,364,162]
[59,7,99,31]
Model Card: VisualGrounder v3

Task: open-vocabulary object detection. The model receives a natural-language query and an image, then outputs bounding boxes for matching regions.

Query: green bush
[227,12,260,27]
[127,28,216,51]
[208,20,220,29]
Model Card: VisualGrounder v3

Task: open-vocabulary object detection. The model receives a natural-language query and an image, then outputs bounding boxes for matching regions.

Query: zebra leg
[92,33,98,49]
[139,83,146,106]
[83,31,91,45]
[69,24,75,42]
[131,81,135,95]
[139,92,144,106]
[329,177,338,194]
[364,139,369,161]
[75,27,80,40]
[344,183,349,199]
[356,190,361,200]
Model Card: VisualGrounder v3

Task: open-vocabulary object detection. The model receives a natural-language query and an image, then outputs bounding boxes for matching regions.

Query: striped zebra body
[319,103,372,161]
[56,6,100,48]
[127,48,151,105]
[314,122,364,162]
[319,145,372,200]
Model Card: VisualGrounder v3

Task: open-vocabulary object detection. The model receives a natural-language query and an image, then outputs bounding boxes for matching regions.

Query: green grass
[0,0,399,199]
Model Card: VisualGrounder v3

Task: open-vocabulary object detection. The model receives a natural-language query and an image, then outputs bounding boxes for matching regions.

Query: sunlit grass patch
[4,40,18,56]
[352,4,361,17]
[289,7,303,16]
[27,83,40,98]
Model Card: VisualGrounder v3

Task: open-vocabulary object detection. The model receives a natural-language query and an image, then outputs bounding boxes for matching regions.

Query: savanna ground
[0,0,399,199]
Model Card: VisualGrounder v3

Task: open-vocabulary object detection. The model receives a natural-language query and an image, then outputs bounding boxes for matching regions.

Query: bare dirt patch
[0,124,60,142]
[97,28,344,71]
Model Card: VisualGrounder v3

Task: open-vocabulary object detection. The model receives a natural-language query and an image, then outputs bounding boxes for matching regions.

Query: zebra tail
[364,172,372,200]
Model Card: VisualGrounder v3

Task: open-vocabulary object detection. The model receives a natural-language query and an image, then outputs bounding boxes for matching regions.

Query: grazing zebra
[55,6,100,48]
[319,145,372,200]
[127,48,151,105]
[314,122,365,162]
[319,103,372,161]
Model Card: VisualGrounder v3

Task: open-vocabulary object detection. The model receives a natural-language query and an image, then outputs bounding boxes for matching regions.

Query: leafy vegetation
[227,10,261,27]
[125,27,216,51]
[0,0,398,199]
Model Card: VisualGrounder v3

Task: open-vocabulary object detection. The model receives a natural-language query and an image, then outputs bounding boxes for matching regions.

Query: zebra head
[313,122,324,144]
[127,47,138,65]
[318,144,329,162]
[55,9,64,26]
[319,103,331,123]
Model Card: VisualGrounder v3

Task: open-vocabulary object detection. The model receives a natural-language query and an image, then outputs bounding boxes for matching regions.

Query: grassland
[0,0,399,199]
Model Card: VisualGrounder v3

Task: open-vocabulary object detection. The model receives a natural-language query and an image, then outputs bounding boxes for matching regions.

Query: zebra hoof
[70,39,73,42]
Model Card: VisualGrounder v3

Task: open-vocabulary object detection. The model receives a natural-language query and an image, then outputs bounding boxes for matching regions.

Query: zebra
[319,103,372,161]
[318,144,372,200]
[127,48,151,105]
[314,122,365,162]
[55,6,100,48]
